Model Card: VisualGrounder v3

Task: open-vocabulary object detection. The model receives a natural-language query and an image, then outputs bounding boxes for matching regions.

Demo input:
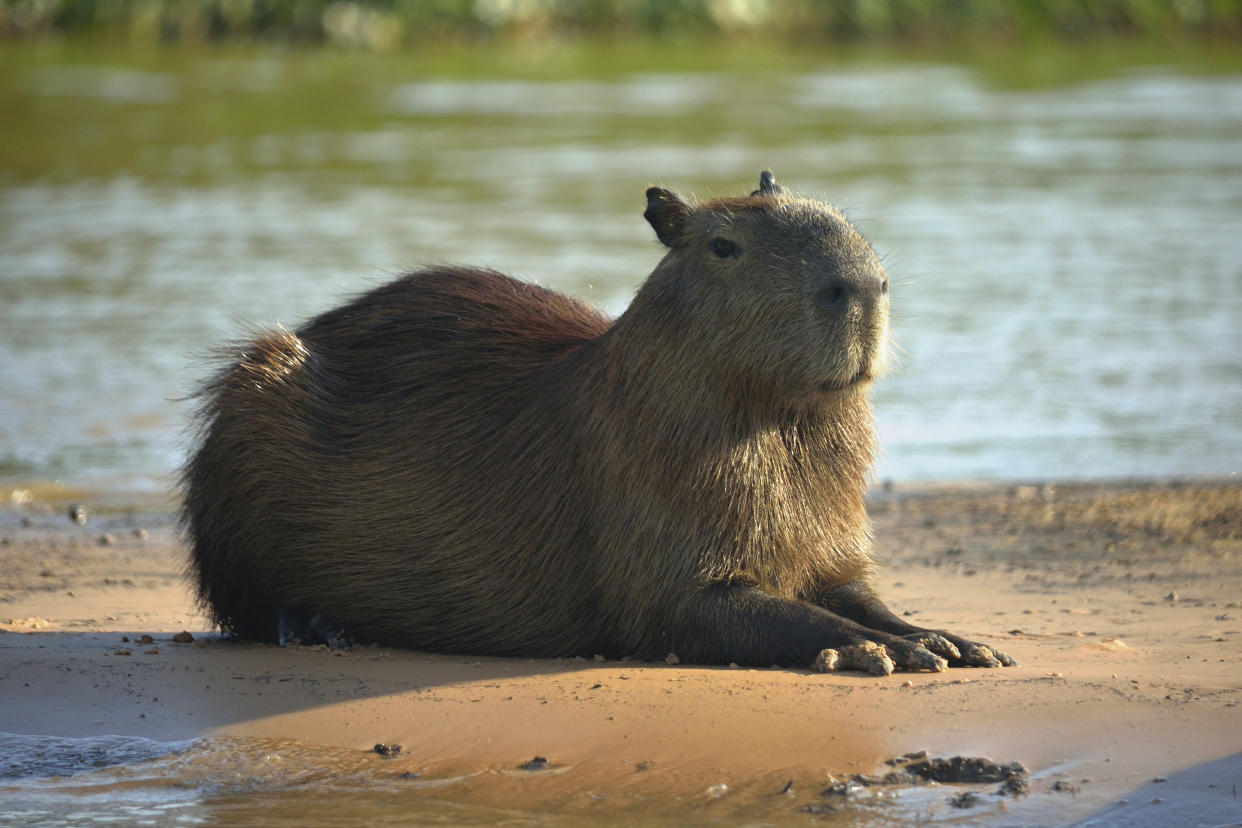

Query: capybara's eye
[708,237,742,259]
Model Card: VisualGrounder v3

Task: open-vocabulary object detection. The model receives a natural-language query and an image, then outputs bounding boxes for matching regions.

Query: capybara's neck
[573,286,877,597]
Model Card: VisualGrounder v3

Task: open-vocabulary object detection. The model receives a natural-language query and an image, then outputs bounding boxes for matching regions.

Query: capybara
[182,171,1016,674]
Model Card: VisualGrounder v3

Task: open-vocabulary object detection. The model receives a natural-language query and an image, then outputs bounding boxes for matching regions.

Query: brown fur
[182,173,1014,671]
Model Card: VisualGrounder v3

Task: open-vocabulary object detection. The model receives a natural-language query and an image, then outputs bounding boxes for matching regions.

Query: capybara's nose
[817,269,888,312]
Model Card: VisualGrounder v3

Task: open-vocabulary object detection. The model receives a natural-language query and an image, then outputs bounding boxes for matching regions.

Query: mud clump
[806,752,1031,814]
[896,754,1027,784]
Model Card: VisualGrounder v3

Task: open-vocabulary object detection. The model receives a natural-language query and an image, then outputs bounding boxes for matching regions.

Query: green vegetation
[3,0,1240,48]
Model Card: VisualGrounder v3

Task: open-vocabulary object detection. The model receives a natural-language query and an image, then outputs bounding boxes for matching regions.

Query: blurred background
[1,0,1240,494]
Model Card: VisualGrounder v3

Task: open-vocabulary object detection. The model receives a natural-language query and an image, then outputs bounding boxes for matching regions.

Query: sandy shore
[2,480,1240,825]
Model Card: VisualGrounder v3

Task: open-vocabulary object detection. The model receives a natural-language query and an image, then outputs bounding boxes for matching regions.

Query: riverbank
[2,480,1240,825]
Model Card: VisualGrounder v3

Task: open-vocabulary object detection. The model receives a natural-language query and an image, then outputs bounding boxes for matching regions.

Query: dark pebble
[519,756,551,771]
[372,743,402,757]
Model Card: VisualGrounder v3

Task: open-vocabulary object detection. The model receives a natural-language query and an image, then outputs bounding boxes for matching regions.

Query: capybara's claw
[904,632,961,662]
[901,645,949,673]
[958,643,1003,668]
[993,648,1019,667]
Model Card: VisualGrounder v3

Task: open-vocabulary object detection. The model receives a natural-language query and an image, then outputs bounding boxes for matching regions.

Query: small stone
[372,743,402,757]
[664,652,680,665]
[138,634,155,644]
[519,756,550,771]
[98,534,116,546]
[172,631,194,643]
[68,505,88,525]
[132,528,149,540]
[593,654,605,662]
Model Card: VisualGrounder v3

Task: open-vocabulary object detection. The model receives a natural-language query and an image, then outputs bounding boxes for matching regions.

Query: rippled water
[1,43,1240,490]
[4,732,1236,827]
[0,734,554,827]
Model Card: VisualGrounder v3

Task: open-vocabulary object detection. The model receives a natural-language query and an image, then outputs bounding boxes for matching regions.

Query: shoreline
[2,479,1240,824]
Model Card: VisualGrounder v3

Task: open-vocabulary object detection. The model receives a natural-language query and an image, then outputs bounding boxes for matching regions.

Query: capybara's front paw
[905,631,1018,668]
[813,637,948,676]
[902,632,961,662]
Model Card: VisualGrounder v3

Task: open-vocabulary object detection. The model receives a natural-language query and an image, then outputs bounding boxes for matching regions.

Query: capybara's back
[183,173,1017,673]
[184,267,614,653]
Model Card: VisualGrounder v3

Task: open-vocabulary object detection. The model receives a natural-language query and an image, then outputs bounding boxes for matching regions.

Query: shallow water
[1,42,1241,490]
[0,732,1101,827]
[4,732,1238,827]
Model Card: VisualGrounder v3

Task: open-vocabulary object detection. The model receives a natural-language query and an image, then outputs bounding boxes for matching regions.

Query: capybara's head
[640,171,890,407]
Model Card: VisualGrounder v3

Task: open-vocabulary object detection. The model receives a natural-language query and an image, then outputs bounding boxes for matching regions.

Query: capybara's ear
[751,170,784,197]
[644,187,690,248]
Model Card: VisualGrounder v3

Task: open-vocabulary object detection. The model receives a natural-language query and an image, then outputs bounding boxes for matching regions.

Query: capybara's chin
[181,171,1016,674]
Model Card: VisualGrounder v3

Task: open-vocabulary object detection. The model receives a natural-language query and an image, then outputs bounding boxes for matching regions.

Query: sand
[2,480,1240,825]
